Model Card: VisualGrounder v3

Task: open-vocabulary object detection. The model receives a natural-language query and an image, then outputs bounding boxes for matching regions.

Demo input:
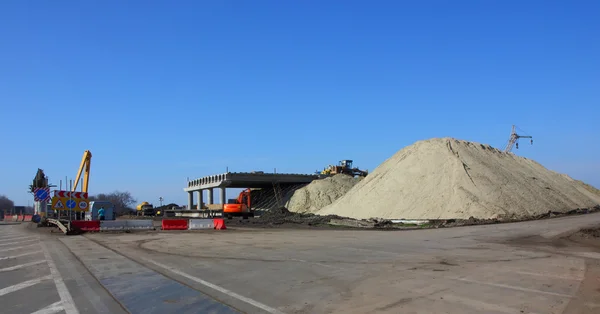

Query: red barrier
[213,218,226,230]
[71,220,100,232]
[162,219,188,230]
[23,215,32,222]
[17,215,24,222]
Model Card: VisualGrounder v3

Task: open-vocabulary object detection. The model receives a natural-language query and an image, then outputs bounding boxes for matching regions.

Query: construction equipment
[223,188,253,219]
[319,160,368,177]
[73,150,92,193]
[504,125,533,153]
[136,202,156,216]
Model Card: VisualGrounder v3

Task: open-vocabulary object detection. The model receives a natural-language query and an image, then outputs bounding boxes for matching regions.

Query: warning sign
[52,198,64,210]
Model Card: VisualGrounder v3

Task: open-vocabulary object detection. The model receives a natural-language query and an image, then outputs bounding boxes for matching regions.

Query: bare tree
[89,191,137,215]
[0,195,14,210]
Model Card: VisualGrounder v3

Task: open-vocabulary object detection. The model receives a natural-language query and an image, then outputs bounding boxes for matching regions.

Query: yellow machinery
[136,202,156,216]
[320,160,368,177]
[72,150,92,193]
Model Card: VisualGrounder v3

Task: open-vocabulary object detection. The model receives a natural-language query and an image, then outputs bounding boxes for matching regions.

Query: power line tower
[504,125,533,153]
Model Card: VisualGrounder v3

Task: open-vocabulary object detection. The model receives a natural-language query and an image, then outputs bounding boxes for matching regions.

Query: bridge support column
[196,190,203,210]
[207,188,213,205]
[220,187,226,206]
[187,191,193,210]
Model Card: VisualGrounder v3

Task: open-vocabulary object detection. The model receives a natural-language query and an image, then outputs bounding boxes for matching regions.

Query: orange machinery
[223,188,254,219]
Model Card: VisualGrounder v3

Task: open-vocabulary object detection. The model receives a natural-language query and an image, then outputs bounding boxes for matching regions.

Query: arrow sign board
[54,190,88,199]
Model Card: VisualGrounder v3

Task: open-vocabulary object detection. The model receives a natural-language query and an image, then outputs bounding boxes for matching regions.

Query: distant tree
[0,195,14,210]
[89,190,137,215]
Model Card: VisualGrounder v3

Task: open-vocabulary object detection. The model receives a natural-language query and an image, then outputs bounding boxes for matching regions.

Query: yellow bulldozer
[319,160,368,177]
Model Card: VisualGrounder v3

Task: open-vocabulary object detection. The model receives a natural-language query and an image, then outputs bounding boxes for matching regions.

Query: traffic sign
[34,187,51,202]
[66,199,76,209]
[51,190,89,211]
[51,196,89,211]
[78,201,88,210]
[52,198,65,209]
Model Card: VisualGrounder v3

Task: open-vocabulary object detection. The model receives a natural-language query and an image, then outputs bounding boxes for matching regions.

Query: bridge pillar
[196,190,203,210]
[207,188,213,204]
[220,187,226,205]
[187,191,193,210]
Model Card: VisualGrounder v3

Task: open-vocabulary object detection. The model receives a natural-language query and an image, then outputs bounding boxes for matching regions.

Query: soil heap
[286,174,362,213]
[318,138,600,220]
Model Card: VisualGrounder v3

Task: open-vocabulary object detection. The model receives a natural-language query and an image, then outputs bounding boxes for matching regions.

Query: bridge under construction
[184,172,319,210]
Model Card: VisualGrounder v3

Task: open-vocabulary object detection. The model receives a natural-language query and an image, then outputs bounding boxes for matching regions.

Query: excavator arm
[73,150,92,193]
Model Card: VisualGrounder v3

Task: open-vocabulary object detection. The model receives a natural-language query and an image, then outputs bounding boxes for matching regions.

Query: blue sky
[1,1,599,207]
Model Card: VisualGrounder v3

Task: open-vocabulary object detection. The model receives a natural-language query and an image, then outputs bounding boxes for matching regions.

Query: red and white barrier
[162,219,188,230]
[188,219,215,230]
[71,220,100,232]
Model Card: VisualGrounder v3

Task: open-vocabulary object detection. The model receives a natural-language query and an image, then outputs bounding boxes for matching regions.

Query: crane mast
[504,125,533,153]
[73,150,92,193]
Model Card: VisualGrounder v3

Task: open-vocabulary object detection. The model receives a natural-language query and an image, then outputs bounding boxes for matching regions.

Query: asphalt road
[4,213,600,313]
[84,213,600,314]
[0,222,126,314]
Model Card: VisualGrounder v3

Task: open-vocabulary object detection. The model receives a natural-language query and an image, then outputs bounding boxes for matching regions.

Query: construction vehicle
[73,150,92,193]
[504,125,533,153]
[136,202,156,216]
[318,160,368,177]
[223,188,253,219]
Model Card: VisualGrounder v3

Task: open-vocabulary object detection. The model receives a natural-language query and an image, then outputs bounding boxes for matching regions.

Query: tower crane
[72,150,92,193]
[504,125,533,153]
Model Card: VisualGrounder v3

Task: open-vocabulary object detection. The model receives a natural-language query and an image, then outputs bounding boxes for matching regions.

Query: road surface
[86,213,600,314]
[3,212,600,313]
[0,222,126,314]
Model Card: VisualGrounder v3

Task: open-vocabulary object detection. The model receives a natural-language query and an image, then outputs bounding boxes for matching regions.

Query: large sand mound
[286,174,361,213]
[318,138,600,220]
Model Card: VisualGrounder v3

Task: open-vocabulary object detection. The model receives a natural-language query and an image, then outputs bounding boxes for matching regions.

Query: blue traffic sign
[35,189,48,201]
[66,199,77,209]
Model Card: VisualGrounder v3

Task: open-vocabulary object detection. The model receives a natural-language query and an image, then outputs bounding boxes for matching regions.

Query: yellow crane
[72,150,92,193]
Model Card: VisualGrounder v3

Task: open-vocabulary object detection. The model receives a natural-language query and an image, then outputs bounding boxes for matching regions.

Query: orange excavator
[223,188,254,219]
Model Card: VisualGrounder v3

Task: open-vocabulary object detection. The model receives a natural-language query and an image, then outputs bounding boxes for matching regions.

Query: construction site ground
[9,212,600,313]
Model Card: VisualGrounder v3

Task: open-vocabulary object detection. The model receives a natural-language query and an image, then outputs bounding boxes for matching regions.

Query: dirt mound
[578,226,600,238]
[318,138,600,220]
[286,174,362,213]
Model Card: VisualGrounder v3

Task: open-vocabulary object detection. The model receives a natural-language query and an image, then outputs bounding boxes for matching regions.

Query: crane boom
[504,125,533,153]
[73,150,92,193]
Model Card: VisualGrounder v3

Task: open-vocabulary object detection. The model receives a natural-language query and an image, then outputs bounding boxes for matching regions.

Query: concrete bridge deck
[183,172,319,210]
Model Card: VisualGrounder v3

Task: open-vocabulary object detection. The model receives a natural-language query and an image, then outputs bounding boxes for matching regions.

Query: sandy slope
[286,174,361,213]
[318,138,600,219]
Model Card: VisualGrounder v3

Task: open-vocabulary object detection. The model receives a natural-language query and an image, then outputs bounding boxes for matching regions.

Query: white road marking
[440,293,542,314]
[0,243,38,253]
[515,270,583,281]
[42,245,79,314]
[144,258,286,314]
[289,258,343,270]
[0,251,41,261]
[0,239,38,247]
[30,301,65,314]
[453,277,573,298]
[0,260,45,272]
[0,275,53,296]
[0,236,38,243]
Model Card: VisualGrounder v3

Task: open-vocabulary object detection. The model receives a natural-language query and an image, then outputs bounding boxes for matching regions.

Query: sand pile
[318,138,600,220]
[286,174,362,213]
